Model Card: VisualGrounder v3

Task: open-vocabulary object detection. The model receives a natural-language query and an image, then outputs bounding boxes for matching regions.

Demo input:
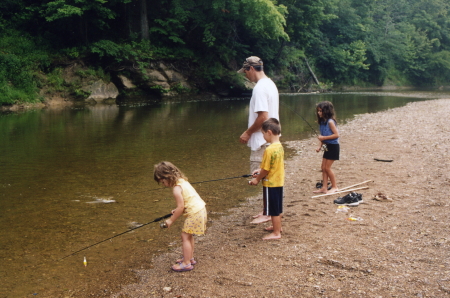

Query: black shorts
[323,143,340,160]
[263,186,283,216]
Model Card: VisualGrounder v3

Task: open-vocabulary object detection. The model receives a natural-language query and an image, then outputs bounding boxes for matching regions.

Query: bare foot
[252,212,263,219]
[250,215,271,224]
[264,226,283,232]
[262,233,281,240]
[327,188,339,194]
[313,188,327,194]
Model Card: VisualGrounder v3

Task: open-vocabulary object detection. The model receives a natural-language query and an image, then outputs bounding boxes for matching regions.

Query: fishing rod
[60,174,253,259]
[280,100,319,136]
[280,100,328,152]
[58,213,172,261]
[131,174,252,195]
[60,174,253,260]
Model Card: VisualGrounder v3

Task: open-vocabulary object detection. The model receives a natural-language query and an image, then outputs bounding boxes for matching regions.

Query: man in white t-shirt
[238,56,280,224]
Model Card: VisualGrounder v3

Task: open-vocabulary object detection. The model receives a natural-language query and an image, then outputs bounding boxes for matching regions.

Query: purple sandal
[172,262,194,272]
[176,257,197,265]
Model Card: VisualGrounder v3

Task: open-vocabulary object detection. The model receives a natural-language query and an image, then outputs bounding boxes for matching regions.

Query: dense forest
[1,0,450,104]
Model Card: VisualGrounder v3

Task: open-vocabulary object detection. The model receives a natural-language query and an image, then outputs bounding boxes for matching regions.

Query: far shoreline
[3,88,450,113]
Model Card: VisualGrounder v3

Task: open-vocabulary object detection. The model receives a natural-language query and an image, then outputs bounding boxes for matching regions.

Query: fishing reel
[321,144,328,152]
[160,221,168,228]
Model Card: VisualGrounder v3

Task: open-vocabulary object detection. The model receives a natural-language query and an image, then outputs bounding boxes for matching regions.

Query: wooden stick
[339,180,373,191]
[311,186,369,198]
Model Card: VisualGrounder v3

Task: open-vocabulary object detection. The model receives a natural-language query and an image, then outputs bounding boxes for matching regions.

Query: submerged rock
[86,197,116,204]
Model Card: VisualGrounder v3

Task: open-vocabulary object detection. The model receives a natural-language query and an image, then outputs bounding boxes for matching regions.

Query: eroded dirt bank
[109,99,450,298]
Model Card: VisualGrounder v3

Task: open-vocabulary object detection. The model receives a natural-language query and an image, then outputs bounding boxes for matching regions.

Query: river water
[1,91,448,297]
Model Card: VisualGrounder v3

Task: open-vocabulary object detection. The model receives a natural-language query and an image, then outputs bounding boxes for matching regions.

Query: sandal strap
[179,262,192,269]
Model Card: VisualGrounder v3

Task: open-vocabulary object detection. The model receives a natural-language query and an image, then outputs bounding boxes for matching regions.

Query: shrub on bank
[0,30,51,105]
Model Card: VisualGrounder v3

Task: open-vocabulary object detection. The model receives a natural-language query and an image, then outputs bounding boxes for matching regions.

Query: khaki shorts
[249,144,269,173]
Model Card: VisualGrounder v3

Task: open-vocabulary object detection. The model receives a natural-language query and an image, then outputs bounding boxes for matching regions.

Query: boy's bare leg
[263,215,281,240]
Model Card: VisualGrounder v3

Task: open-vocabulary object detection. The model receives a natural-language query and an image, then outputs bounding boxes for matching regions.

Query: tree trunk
[140,0,149,40]
[305,58,320,85]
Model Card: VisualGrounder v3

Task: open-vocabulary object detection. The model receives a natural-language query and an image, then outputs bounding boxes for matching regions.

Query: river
[1,90,447,297]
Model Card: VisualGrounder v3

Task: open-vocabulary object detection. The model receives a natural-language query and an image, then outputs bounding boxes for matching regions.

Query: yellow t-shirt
[176,178,206,215]
[260,142,284,187]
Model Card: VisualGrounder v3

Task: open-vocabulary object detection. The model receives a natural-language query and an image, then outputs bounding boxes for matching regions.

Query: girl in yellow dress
[154,161,207,272]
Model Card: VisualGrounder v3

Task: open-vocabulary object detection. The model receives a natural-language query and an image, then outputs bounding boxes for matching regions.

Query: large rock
[163,69,191,89]
[123,63,192,95]
[117,75,136,89]
[83,80,119,101]
[145,69,171,89]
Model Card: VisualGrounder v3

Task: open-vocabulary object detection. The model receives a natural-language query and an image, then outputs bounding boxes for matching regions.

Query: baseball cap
[237,56,263,73]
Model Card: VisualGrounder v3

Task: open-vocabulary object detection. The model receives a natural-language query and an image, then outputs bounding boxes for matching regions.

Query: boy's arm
[165,185,184,227]
[249,168,269,185]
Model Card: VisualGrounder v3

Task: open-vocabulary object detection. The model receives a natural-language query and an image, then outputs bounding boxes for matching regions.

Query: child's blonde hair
[153,161,188,187]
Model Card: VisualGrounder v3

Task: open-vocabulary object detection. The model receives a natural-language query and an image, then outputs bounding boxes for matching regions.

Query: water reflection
[0,91,446,297]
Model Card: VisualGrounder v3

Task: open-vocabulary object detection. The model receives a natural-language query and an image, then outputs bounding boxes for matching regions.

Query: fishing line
[58,213,172,261]
[60,175,252,260]
[280,100,319,136]
[131,174,252,195]
[60,174,252,260]
[280,100,328,152]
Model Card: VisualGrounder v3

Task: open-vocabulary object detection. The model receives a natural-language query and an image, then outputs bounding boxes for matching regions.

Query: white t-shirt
[248,77,279,151]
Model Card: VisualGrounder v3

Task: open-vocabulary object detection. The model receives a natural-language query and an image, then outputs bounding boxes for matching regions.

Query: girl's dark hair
[153,161,187,187]
[316,101,336,124]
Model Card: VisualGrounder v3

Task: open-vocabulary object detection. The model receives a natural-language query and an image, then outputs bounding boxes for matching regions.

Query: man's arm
[239,111,269,144]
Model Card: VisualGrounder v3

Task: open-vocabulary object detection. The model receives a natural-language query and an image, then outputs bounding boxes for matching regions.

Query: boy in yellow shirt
[249,118,284,240]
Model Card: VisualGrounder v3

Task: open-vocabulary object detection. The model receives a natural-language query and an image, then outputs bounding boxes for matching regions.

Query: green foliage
[238,0,289,41]
[61,47,82,59]
[150,18,186,44]
[46,68,65,92]
[90,40,126,62]
[3,0,450,104]
[170,83,192,94]
[0,30,50,104]
[42,0,84,22]
[150,85,170,94]
[75,67,110,83]
[72,88,91,99]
